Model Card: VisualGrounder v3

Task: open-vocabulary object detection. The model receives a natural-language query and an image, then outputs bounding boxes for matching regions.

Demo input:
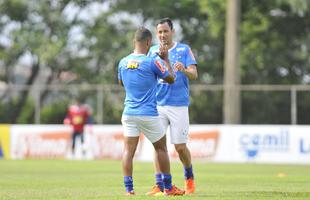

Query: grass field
[0,160,309,200]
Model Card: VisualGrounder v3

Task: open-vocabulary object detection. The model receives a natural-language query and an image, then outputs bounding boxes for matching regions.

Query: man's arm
[183,64,198,80]
[175,62,198,80]
[158,43,175,84]
[162,59,175,84]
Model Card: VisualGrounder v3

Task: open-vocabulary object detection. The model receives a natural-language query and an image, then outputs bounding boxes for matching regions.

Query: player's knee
[154,144,168,153]
[174,144,187,154]
[153,136,168,152]
[123,146,137,157]
[123,149,135,159]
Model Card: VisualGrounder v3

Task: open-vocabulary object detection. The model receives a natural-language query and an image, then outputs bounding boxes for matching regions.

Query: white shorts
[121,115,165,143]
[158,106,189,144]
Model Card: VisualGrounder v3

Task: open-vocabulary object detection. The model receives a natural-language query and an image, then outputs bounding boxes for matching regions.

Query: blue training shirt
[118,53,169,116]
[148,42,197,106]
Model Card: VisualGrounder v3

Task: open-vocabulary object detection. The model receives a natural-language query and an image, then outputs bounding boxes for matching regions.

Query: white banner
[8,124,310,164]
[10,125,72,159]
[210,125,310,164]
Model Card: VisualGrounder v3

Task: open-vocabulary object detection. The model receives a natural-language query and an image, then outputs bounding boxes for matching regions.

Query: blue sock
[124,176,134,192]
[162,174,172,190]
[155,173,164,191]
[184,165,194,180]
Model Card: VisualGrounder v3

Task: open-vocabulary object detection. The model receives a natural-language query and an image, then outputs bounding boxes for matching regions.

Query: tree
[0,0,135,123]
[1,0,310,124]
[240,0,310,124]
[0,0,87,123]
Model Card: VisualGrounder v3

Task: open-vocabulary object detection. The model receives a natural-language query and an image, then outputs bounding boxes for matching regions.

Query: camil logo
[239,129,289,159]
[300,138,310,154]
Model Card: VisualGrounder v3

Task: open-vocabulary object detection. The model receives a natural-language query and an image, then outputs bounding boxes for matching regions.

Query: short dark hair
[134,27,152,42]
[156,17,173,30]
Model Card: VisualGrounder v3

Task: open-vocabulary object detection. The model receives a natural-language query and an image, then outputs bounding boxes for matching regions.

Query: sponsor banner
[168,125,220,160]
[10,125,144,160]
[8,124,310,164]
[226,125,310,164]
[141,125,222,162]
[289,126,310,163]
[233,125,291,163]
[10,125,72,159]
[89,125,144,159]
[299,137,310,154]
[0,125,10,159]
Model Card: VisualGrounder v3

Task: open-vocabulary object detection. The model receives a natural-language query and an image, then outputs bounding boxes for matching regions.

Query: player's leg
[121,115,140,195]
[153,137,184,196]
[139,116,184,196]
[80,131,84,145]
[174,143,195,194]
[175,143,192,167]
[122,136,139,195]
[152,135,169,174]
[80,132,86,156]
[146,107,169,195]
[71,131,78,155]
[168,106,195,194]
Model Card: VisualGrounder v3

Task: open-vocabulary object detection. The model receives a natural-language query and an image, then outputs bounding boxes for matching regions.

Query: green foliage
[102,91,124,124]
[40,100,69,124]
[0,100,17,123]
[1,0,28,22]
[241,1,310,84]
[16,97,35,124]
[242,91,291,124]
[297,91,310,124]
[190,90,222,124]
[1,0,310,124]
[0,96,35,123]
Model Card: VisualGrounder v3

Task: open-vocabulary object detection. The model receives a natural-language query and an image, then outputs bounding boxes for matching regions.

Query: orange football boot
[185,178,195,194]
[146,185,162,196]
[126,190,135,196]
[164,185,185,196]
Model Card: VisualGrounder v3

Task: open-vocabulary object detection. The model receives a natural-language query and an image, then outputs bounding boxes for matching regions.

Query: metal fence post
[97,85,104,124]
[35,85,41,124]
[291,87,297,124]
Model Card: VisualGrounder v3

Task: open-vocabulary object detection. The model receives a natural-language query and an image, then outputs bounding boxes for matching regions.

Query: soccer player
[118,27,184,196]
[147,18,198,195]
[63,97,93,158]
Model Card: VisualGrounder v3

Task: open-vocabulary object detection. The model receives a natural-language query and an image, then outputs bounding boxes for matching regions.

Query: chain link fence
[1,84,310,124]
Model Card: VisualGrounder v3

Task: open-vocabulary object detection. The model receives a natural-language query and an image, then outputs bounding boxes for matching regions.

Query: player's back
[118,53,159,116]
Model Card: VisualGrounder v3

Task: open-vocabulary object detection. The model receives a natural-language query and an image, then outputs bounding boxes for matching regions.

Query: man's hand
[175,63,198,80]
[157,43,169,60]
[174,61,185,72]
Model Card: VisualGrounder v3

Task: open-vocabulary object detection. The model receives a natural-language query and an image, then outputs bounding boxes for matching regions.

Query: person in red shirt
[64,98,93,157]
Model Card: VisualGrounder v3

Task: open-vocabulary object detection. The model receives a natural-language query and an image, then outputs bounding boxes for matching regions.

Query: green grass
[0,160,309,200]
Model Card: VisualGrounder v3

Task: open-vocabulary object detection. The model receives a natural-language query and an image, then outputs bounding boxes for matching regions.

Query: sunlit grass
[0,160,309,200]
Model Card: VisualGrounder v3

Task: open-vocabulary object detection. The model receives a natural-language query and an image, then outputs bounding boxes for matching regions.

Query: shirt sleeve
[117,59,123,81]
[151,58,169,79]
[185,46,197,67]
[147,45,161,59]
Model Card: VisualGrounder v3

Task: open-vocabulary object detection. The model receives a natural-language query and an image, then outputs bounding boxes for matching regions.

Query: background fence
[1,84,310,124]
